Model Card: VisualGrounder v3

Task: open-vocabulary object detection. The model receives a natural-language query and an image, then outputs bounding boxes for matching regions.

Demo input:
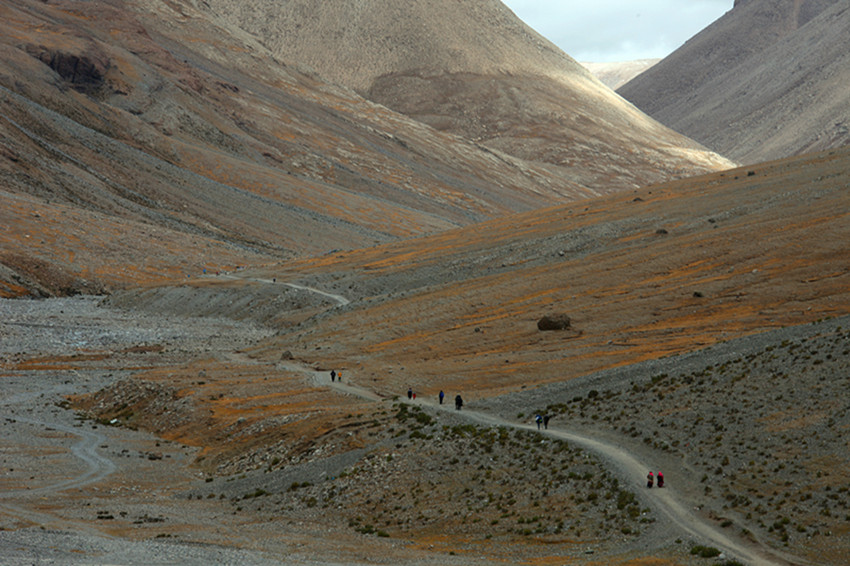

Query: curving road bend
[0,383,117,534]
[323,372,806,566]
[218,273,350,307]
[258,273,806,565]
[0,413,116,498]
[0,382,114,496]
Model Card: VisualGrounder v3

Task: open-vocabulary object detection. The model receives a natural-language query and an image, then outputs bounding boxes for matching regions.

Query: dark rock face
[537,314,571,331]
[28,46,109,92]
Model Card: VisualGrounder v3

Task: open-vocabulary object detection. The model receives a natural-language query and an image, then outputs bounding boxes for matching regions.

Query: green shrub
[690,545,721,558]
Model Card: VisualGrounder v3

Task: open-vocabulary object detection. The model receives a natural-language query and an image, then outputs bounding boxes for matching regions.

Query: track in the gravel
[275,276,805,566]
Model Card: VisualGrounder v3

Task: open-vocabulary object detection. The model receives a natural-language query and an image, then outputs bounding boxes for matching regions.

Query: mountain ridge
[204,0,733,191]
[619,0,850,163]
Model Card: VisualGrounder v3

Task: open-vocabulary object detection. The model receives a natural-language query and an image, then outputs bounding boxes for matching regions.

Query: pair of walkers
[437,390,463,410]
[647,471,665,488]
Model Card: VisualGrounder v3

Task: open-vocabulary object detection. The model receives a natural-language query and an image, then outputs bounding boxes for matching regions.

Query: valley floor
[2,296,846,565]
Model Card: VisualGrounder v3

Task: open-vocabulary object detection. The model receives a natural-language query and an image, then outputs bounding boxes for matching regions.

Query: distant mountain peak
[204,0,733,192]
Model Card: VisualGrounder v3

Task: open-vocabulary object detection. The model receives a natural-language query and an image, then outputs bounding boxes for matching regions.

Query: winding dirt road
[0,383,116,498]
[312,369,806,566]
[0,278,808,565]
[268,274,807,566]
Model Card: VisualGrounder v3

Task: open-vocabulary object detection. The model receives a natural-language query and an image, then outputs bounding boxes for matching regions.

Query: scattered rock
[537,314,571,331]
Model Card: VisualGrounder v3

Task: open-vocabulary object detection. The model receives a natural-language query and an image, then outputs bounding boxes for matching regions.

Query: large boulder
[537,314,571,331]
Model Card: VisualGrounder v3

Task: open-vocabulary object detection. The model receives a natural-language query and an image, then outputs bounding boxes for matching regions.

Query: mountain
[618,0,850,164]
[581,59,660,89]
[0,0,732,298]
[5,1,850,562]
[0,0,583,296]
[204,0,732,192]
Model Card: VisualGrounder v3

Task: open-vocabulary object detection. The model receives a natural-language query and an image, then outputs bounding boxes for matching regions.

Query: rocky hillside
[72,144,850,565]
[0,0,733,299]
[0,0,592,297]
[204,0,732,192]
[618,0,850,164]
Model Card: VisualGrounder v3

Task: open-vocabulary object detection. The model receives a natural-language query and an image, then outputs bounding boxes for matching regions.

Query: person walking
[407,387,413,400]
[439,390,445,405]
[455,394,463,410]
[647,471,654,489]
[330,370,336,383]
[657,471,664,488]
[543,415,550,429]
[535,415,543,430]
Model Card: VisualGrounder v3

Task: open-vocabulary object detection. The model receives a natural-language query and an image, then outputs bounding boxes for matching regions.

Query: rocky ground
[4,293,847,564]
[0,296,671,565]
[481,316,850,565]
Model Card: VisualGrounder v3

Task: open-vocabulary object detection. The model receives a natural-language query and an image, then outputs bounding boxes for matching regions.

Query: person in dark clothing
[647,471,654,488]
[657,471,664,488]
[535,415,542,430]
[407,387,413,400]
[330,370,336,382]
[439,390,445,404]
[455,395,463,410]
[543,415,550,429]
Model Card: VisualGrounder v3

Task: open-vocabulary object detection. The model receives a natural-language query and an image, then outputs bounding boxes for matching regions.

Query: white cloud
[502,0,732,62]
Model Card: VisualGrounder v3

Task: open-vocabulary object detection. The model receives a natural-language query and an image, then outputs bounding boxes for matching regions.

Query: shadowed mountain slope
[0,0,609,297]
[205,0,733,192]
[619,0,850,164]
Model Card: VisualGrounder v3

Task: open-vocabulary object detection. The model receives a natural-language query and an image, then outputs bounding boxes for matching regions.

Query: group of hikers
[335,371,664,489]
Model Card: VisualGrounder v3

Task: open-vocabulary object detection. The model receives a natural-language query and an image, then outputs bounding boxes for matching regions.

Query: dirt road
[297,343,804,566]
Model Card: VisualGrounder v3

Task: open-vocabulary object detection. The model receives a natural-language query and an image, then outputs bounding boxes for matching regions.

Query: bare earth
[2,282,847,564]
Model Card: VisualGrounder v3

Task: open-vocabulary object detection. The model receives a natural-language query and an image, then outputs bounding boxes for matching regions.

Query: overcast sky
[502,0,732,62]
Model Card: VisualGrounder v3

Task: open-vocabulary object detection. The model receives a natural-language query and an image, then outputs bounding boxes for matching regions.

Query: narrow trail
[0,384,116,498]
[217,273,350,307]
[0,382,118,534]
[244,274,809,566]
[0,413,116,497]
[327,377,805,566]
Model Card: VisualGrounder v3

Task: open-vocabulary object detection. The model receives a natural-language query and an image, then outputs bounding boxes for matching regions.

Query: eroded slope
[1,0,588,297]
